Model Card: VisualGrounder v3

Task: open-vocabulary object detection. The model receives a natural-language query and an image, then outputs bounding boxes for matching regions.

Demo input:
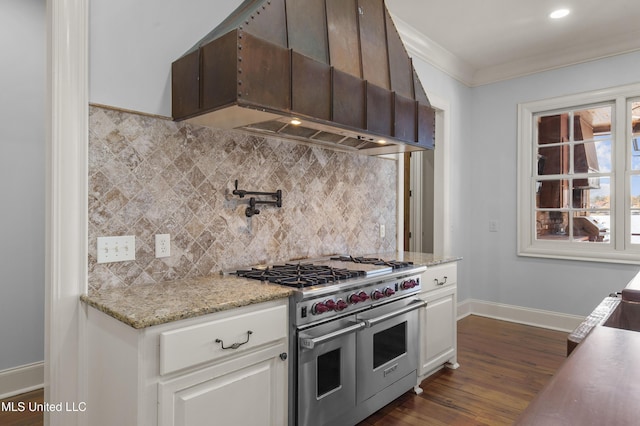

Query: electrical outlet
[380,224,386,238]
[97,236,136,263]
[155,234,171,258]
[489,220,499,232]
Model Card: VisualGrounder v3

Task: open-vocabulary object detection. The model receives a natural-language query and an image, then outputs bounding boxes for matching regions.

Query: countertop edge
[80,291,294,329]
[81,252,460,329]
[424,257,463,266]
[375,251,462,267]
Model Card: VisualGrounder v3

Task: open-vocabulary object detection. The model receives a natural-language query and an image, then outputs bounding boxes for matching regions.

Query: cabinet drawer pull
[434,276,448,286]
[215,330,253,350]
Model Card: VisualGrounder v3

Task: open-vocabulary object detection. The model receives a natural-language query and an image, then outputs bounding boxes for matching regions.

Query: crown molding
[392,12,640,88]
[391,13,475,87]
[472,33,640,86]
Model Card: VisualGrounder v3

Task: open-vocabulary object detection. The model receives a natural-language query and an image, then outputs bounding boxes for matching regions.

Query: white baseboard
[457,299,584,333]
[0,362,44,399]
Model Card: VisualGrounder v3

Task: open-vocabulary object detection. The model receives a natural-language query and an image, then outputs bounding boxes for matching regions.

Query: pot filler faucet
[232,179,282,217]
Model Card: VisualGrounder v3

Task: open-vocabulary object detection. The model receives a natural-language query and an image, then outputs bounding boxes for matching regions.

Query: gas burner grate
[330,255,414,269]
[235,263,366,289]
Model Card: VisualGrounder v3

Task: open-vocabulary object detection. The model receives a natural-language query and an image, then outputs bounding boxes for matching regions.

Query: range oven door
[355,297,425,403]
[297,315,364,426]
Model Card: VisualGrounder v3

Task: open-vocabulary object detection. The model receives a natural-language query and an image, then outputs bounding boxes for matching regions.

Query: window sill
[518,244,640,265]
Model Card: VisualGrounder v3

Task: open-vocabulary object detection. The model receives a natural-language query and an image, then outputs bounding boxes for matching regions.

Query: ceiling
[386,0,640,86]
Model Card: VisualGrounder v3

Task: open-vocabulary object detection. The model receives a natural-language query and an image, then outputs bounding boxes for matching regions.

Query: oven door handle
[363,299,427,328]
[299,321,365,350]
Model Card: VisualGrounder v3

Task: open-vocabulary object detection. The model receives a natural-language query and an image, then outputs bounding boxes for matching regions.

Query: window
[518,83,640,263]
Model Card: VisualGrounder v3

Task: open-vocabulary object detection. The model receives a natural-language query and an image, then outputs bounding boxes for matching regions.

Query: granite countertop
[81,275,294,329]
[81,252,461,330]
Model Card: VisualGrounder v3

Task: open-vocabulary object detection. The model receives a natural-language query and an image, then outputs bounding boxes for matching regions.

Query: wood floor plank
[0,389,44,426]
[0,315,568,426]
[357,315,567,426]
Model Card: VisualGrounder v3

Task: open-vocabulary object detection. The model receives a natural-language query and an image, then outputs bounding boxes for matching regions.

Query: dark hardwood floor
[0,315,567,426]
[358,315,567,426]
[0,388,44,426]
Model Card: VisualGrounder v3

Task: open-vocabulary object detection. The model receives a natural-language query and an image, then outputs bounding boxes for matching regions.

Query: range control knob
[348,293,361,304]
[324,299,336,311]
[401,279,417,290]
[348,291,370,304]
[335,299,348,311]
[383,287,396,297]
[371,289,384,300]
[357,291,370,302]
[312,302,329,315]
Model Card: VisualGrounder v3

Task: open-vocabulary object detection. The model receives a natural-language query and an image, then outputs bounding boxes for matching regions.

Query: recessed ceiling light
[549,8,570,19]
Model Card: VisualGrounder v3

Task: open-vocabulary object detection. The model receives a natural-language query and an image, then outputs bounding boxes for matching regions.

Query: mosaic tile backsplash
[88,106,397,290]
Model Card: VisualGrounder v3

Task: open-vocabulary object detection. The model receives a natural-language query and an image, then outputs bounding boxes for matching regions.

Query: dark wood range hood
[172,0,435,155]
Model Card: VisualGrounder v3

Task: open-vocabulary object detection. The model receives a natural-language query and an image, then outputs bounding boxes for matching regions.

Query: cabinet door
[160,344,287,426]
[419,287,457,376]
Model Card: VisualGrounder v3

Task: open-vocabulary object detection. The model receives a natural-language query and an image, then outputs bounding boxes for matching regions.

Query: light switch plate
[97,236,136,263]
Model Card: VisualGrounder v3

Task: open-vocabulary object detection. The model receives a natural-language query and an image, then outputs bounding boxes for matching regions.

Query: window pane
[573,213,609,243]
[632,210,640,244]
[574,140,611,175]
[571,176,610,209]
[574,176,609,209]
[536,211,568,240]
[537,179,569,208]
[572,175,603,200]
[538,114,569,144]
[631,100,640,171]
[630,175,640,244]
[631,175,640,208]
[631,138,640,171]
[574,106,611,141]
[537,145,567,176]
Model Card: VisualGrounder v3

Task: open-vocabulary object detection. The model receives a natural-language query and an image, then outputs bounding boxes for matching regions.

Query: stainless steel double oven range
[236,256,427,426]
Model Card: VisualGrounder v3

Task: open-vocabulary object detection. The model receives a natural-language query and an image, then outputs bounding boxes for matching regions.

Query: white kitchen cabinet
[416,263,459,387]
[85,299,289,426]
[159,343,286,426]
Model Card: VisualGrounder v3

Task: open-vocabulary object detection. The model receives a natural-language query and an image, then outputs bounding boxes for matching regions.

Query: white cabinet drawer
[420,263,457,292]
[160,304,287,375]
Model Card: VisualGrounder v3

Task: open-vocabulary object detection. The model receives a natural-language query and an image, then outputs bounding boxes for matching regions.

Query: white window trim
[517,82,640,264]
